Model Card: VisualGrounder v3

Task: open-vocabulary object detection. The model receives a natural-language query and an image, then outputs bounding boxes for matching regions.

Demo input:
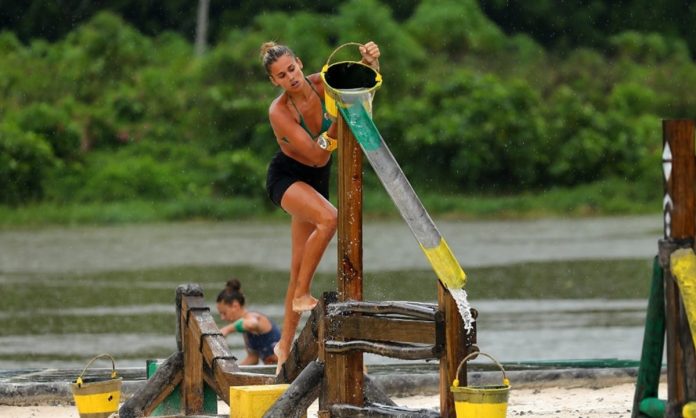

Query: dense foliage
[0,0,687,212]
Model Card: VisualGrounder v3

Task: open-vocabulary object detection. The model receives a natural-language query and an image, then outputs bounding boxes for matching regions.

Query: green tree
[407,0,506,57]
[0,123,56,205]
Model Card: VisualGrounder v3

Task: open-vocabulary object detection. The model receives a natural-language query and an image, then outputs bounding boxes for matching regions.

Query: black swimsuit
[266,79,333,207]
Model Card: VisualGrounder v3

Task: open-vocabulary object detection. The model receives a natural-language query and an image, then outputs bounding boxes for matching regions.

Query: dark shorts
[266,151,332,207]
[245,323,281,360]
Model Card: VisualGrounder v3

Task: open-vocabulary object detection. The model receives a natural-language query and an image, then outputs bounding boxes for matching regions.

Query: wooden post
[662,119,696,417]
[320,112,365,413]
[438,282,470,418]
[181,295,206,415]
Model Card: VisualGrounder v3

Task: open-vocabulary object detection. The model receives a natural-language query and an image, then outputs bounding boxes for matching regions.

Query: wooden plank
[201,334,236,370]
[118,351,184,418]
[662,119,696,417]
[195,310,223,335]
[327,315,435,345]
[263,360,324,418]
[325,340,437,360]
[330,403,440,417]
[327,301,437,320]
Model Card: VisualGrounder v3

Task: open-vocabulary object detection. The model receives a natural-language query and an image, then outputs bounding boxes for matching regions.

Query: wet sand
[0,382,658,418]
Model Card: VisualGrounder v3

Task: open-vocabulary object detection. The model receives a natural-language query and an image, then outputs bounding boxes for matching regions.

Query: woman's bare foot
[292,295,318,312]
[274,344,287,376]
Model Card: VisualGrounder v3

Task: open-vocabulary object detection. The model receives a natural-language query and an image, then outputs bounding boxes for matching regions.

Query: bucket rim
[450,383,510,393]
[320,60,383,91]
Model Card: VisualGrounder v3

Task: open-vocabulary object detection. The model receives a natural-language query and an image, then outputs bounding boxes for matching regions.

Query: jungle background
[2,0,693,225]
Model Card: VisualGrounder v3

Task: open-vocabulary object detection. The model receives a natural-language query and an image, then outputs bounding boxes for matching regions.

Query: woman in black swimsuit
[260,40,380,374]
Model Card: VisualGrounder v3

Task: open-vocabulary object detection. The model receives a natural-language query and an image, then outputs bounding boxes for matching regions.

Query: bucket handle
[324,42,365,68]
[452,351,509,388]
[75,353,118,387]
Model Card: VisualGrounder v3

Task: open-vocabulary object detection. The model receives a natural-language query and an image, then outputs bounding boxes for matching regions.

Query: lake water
[0,215,662,369]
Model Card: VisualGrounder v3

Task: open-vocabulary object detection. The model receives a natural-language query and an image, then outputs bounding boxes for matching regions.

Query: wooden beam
[327,315,435,345]
[264,360,324,418]
[327,301,437,320]
[662,119,696,417]
[330,403,440,417]
[329,312,435,342]
[325,340,438,360]
[118,351,184,418]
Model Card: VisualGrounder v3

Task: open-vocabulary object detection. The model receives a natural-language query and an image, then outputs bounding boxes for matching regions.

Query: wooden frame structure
[269,109,478,417]
[632,119,696,418]
[660,120,696,417]
[120,101,478,418]
[119,284,275,418]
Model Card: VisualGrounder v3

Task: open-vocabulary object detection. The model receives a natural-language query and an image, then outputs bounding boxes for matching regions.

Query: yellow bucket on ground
[320,42,382,119]
[684,402,696,418]
[70,354,122,418]
[451,351,510,418]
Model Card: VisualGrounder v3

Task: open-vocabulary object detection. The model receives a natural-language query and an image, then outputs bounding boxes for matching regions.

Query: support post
[181,294,206,415]
[320,110,365,413]
[662,119,696,417]
[438,282,471,418]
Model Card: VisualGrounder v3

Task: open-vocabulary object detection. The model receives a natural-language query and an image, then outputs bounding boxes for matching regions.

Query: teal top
[288,77,332,139]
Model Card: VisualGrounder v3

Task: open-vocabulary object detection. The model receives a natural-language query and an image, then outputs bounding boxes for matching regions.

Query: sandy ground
[0,382,655,418]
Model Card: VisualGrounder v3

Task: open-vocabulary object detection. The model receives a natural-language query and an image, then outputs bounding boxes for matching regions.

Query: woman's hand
[359,41,380,71]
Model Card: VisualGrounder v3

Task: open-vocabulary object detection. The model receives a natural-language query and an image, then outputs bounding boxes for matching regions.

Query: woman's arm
[269,103,334,166]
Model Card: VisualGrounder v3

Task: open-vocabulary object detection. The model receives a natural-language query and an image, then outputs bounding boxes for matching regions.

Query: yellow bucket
[684,402,696,418]
[70,354,122,418]
[451,351,510,418]
[320,42,382,119]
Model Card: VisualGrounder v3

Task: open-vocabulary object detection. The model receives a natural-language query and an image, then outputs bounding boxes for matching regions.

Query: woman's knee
[317,207,337,237]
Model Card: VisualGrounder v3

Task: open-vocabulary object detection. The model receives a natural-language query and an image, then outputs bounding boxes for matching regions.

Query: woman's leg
[281,181,337,311]
[274,182,336,374]
[274,216,312,374]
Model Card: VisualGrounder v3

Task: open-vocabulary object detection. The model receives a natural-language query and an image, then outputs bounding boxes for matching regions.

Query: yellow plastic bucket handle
[75,353,118,387]
[452,351,509,388]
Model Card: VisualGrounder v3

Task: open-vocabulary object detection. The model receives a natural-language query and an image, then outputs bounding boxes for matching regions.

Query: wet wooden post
[319,113,364,414]
[179,287,206,415]
[662,119,696,417]
[438,283,470,418]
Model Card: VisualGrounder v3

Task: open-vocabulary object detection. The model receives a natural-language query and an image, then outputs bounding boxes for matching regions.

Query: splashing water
[449,287,475,333]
